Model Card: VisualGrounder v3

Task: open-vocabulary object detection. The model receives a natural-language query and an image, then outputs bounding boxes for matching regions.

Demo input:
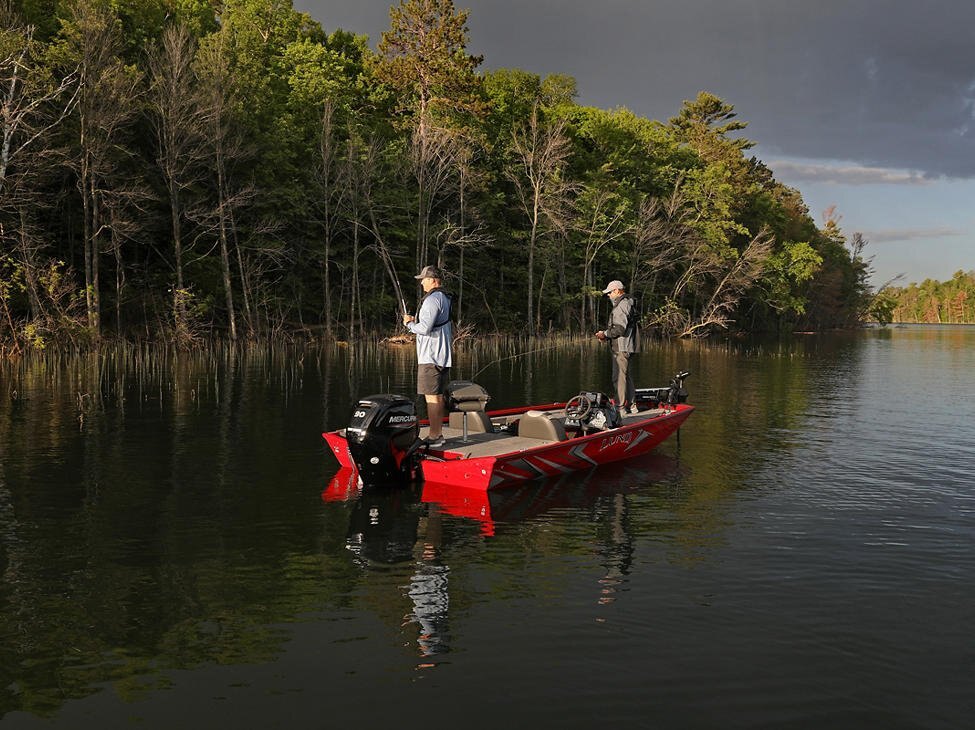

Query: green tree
[374,0,483,269]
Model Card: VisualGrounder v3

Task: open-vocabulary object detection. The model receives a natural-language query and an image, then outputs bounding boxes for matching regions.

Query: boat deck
[421,408,670,459]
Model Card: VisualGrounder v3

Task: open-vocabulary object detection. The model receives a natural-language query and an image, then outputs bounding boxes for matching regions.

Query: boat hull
[324,403,693,492]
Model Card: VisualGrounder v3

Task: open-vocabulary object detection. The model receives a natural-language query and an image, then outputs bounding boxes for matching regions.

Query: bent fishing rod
[366,211,409,317]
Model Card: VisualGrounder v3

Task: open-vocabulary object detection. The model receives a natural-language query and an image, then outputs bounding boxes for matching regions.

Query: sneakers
[628,403,639,414]
[423,435,446,448]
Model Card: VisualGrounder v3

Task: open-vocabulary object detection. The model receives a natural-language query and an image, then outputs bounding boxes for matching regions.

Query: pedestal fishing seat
[445,380,492,442]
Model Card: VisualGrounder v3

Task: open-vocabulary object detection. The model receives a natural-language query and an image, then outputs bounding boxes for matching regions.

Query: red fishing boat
[323,372,692,492]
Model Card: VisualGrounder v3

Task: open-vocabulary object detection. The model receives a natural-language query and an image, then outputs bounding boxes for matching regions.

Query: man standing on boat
[595,280,640,413]
[403,265,452,447]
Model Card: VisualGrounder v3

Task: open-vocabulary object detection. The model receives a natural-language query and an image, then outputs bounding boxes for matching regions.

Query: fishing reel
[564,391,621,432]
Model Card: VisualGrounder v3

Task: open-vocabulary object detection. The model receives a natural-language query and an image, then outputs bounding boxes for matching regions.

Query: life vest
[418,287,455,331]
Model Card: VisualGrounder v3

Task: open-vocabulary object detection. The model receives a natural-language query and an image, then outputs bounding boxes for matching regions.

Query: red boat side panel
[423,405,694,491]
[323,431,355,469]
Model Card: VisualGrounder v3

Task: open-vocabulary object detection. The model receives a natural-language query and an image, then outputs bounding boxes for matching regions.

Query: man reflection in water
[344,490,450,662]
[406,528,450,661]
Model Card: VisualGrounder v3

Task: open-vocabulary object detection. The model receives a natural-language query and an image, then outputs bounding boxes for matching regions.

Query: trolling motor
[668,371,690,404]
[346,394,420,485]
[635,370,691,408]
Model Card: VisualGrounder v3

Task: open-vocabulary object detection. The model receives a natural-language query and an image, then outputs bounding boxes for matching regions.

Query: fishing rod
[471,343,563,379]
[366,210,410,317]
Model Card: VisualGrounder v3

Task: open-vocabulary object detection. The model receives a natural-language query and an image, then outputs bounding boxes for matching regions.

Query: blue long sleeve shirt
[407,289,452,366]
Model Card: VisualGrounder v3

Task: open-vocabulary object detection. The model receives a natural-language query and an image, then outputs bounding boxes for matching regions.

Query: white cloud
[860,227,965,243]
[770,160,932,186]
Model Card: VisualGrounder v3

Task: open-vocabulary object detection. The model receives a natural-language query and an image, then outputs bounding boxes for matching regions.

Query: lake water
[1,326,973,729]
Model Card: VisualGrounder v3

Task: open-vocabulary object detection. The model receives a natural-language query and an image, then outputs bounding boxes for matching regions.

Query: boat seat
[449,410,493,434]
[517,410,567,442]
[445,380,492,441]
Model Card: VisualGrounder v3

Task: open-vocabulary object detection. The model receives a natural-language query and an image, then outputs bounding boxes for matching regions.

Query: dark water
[1,327,973,729]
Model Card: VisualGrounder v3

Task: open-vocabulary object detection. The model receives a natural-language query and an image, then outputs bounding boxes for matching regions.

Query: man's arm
[406,293,444,335]
[603,299,631,339]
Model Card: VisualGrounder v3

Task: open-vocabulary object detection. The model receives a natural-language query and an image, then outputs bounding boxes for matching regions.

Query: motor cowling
[346,394,419,485]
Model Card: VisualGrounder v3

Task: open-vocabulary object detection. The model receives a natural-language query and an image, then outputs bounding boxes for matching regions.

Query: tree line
[877,270,975,324]
[1,0,880,352]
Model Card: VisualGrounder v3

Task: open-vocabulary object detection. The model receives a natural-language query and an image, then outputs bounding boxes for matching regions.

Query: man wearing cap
[595,280,640,413]
[403,265,452,447]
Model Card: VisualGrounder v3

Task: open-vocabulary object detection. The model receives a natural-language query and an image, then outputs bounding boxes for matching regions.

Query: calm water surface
[1,327,973,729]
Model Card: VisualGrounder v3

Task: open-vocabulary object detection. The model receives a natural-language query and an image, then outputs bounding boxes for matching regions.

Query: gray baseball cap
[415,265,443,280]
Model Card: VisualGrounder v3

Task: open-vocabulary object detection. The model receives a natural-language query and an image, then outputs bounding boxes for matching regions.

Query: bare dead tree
[0,5,79,197]
[449,133,489,323]
[1,3,79,347]
[102,181,152,336]
[576,184,631,330]
[410,122,459,270]
[647,226,774,337]
[629,184,697,301]
[195,33,252,342]
[506,104,572,335]
[435,214,491,329]
[681,227,774,336]
[148,22,207,340]
[62,0,142,337]
[316,99,348,336]
[345,133,382,340]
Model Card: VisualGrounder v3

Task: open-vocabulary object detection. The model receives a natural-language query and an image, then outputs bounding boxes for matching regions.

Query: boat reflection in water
[323,452,685,658]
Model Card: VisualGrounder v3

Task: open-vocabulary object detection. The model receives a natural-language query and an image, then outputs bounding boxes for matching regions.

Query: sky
[294,0,975,287]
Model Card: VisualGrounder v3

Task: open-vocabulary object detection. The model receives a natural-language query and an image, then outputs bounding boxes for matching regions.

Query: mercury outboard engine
[346,394,419,485]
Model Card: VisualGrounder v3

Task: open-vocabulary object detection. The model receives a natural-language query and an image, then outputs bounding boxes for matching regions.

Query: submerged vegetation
[1,0,882,355]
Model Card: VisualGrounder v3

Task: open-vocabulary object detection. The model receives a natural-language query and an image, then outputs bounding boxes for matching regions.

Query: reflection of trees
[0,336,876,717]
[0,348,353,718]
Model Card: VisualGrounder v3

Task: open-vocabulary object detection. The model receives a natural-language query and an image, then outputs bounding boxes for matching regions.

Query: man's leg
[425,394,445,438]
[623,353,636,406]
[614,351,631,406]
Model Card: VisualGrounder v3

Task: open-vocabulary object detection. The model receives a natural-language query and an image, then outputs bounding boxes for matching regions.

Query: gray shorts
[417,364,449,395]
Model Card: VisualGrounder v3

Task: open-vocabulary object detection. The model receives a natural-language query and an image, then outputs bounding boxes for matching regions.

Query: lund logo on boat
[599,432,633,451]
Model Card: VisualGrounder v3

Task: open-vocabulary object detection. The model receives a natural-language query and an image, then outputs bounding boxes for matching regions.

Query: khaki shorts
[417,364,449,395]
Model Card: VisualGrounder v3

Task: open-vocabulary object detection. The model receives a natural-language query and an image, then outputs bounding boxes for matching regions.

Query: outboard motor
[346,394,419,485]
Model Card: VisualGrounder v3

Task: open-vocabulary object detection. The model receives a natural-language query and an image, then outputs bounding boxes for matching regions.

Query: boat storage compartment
[517,410,567,442]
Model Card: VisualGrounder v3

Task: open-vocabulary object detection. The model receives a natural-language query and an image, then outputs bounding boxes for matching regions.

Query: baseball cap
[415,265,443,280]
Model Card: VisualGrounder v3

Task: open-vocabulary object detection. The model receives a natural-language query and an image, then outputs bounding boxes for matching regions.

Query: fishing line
[471,344,563,379]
